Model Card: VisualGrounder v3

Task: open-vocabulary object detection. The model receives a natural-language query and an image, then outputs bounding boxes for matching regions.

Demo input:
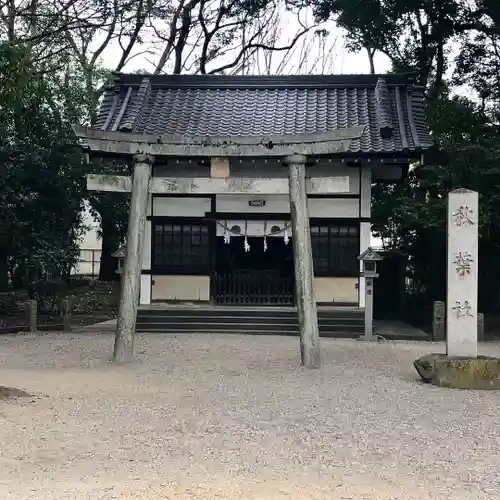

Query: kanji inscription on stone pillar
[446,189,478,357]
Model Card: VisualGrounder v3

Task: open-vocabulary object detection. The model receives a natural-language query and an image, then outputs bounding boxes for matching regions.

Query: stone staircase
[136,305,365,337]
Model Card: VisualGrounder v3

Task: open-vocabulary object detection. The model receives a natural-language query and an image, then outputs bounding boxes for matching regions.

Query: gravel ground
[0,333,500,500]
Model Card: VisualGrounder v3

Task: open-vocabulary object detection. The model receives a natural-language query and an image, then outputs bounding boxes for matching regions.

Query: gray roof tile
[95,73,433,155]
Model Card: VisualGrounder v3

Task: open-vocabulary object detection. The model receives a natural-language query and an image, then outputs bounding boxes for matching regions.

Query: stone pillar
[114,154,153,362]
[363,277,375,340]
[26,299,37,333]
[432,301,446,341]
[477,312,485,342]
[446,188,478,357]
[285,154,320,369]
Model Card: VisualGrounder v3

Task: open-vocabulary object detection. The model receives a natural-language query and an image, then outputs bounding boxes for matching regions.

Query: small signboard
[249,200,266,207]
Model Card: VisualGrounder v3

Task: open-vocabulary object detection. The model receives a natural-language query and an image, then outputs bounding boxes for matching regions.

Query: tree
[372,96,500,312]
[454,25,500,112]
[52,0,326,279]
[305,0,500,316]
[0,0,125,73]
[3,0,337,282]
[308,0,500,97]
[0,41,88,290]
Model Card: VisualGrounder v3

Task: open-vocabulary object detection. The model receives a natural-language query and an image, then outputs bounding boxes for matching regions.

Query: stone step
[138,308,363,318]
[136,314,364,325]
[135,306,370,337]
[134,327,362,338]
[135,321,365,333]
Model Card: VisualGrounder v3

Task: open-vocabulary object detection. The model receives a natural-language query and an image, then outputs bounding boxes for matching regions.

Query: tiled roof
[95,73,433,156]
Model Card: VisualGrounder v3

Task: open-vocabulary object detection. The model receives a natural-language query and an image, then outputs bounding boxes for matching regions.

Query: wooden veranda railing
[215,270,294,305]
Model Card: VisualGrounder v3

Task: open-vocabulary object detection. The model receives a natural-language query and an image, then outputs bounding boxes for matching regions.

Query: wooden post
[114,154,153,362]
[285,154,320,368]
[60,298,71,331]
[210,157,230,178]
[26,299,37,333]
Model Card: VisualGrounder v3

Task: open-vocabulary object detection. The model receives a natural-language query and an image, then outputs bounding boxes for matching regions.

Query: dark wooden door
[215,236,294,305]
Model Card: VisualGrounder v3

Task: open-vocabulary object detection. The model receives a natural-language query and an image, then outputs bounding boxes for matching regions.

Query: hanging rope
[216,220,292,252]
[244,220,250,252]
[216,220,292,238]
[263,220,268,252]
[223,220,230,244]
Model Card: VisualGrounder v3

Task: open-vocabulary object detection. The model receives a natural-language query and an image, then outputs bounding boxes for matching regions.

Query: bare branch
[153,0,187,74]
[89,0,119,66]
[114,0,148,71]
[208,24,311,75]
[173,0,198,73]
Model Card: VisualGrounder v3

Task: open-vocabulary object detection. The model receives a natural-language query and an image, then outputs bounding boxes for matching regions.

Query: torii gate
[73,125,367,368]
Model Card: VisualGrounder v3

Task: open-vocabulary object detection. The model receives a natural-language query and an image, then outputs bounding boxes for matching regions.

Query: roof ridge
[118,77,152,132]
[375,77,394,139]
[108,72,419,90]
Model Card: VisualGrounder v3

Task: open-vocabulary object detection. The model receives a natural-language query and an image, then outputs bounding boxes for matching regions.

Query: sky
[97,6,393,76]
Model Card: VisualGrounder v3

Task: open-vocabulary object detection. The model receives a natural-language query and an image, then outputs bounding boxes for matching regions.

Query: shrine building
[74,72,432,349]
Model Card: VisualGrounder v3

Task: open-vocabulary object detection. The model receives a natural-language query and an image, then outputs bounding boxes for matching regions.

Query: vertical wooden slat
[214,270,294,306]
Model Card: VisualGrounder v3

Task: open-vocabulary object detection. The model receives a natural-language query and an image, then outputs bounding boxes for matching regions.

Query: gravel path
[0,332,499,500]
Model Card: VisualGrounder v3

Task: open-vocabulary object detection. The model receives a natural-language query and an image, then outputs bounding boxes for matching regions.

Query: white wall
[140,195,152,304]
[142,165,373,306]
[73,202,102,276]
[141,196,211,304]
[216,194,359,217]
[359,166,371,308]
[151,276,210,302]
[140,274,151,304]
[152,196,211,217]
[314,277,358,304]
[215,195,360,238]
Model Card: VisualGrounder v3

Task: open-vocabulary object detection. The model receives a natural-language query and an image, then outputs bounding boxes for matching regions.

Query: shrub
[0,292,22,316]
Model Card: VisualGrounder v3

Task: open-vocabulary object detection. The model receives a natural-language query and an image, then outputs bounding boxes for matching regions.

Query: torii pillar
[113,153,153,362]
[285,154,320,368]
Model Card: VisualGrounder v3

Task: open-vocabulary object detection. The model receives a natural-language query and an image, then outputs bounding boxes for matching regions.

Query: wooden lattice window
[311,224,359,276]
[153,221,210,274]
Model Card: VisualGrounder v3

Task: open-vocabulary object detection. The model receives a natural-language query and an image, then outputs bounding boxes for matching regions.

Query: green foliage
[0,292,21,316]
[308,0,499,97]
[372,97,500,312]
[27,278,68,313]
[307,0,500,315]
[0,42,33,106]
[0,42,89,290]
[86,159,131,280]
[66,280,118,315]
[454,33,500,113]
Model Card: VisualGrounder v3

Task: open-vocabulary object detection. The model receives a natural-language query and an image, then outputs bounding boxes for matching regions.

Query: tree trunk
[367,48,375,75]
[98,219,119,281]
[12,259,27,289]
[0,254,9,292]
